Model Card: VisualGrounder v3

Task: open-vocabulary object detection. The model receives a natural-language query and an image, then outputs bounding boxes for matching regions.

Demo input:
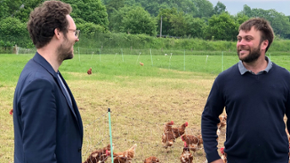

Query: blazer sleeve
[20,79,57,163]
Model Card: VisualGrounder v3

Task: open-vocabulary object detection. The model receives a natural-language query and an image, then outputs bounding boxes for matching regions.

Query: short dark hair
[239,18,274,52]
[27,0,72,48]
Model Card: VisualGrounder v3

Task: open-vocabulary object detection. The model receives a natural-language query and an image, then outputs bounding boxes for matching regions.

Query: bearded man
[202,18,290,163]
[13,1,83,163]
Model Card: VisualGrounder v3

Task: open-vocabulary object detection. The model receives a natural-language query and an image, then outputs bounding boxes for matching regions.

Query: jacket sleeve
[201,77,225,162]
[20,79,57,163]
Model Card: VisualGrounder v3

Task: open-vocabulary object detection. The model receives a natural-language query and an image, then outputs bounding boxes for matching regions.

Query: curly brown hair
[239,18,274,52]
[27,0,72,49]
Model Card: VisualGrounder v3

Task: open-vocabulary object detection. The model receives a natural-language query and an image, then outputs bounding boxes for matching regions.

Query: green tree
[120,6,156,35]
[240,6,290,39]
[0,17,32,47]
[156,8,178,36]
[185,16,207,38]
[132,0,197,17]
[63,0,109,30]
[110,5,132,32]
[192,0,214,18]
[169,12,187,36]
[77,22,106,37]
[235,13,249,25]
[105,0,125,18]
[241,4,252,16]
[14,0,42,23]
[0,0,10,19]
[204,12,237,40]
[213,1,226,15]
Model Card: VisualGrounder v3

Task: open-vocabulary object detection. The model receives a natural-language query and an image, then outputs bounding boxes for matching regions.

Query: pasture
[0,51,289,162]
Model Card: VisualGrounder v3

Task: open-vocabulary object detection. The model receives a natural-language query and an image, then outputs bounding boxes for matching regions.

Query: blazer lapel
[56,73,77,117]
[58,73,83,137]
[32,53,82,134]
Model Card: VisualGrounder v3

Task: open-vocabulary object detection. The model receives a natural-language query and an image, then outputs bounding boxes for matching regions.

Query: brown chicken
[172,122,188,139]
[181,134,203,153]
[217,114,227,135]
[220,147,227,163]
[139,62,144,66]
[162,121,175,149]
[112,144,137,163]
[87,68,92,75]
[144,156,160,163]
[180,147,193,163]
[83,144,112,163]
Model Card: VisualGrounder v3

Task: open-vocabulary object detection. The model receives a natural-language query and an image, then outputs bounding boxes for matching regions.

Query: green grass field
[0,52,289,162]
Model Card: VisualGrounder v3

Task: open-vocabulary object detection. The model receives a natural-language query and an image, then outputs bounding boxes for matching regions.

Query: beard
[237,43,261,63]
[57,36,74,62]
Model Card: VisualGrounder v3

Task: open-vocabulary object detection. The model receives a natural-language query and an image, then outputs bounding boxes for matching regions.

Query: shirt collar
[238,56,272,75]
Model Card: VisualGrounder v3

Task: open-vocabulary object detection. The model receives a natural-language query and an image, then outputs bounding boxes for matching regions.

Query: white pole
[121,48,124,62]
[184,50,185,71]
[113,53,117,62]
[150,49,153,66]
[78,46,80,62]
[91,51,94,59]
[222,51,224,72]
[168,53,172,69]
[136,52,141,64]
[99,48,102,62]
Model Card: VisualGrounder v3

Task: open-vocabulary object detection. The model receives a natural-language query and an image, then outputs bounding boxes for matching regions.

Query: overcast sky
[207,0,290,16]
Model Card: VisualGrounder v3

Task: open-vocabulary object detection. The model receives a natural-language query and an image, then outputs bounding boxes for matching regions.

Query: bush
[0,17,32,48]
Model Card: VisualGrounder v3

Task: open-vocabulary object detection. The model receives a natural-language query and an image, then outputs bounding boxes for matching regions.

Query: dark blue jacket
[13,52,83,163]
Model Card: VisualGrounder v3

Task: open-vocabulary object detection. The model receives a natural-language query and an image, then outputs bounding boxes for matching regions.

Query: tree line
[0,0,290,49]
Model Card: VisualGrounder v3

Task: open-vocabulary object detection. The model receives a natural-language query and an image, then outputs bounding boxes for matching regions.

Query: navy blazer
[13,52,83,163]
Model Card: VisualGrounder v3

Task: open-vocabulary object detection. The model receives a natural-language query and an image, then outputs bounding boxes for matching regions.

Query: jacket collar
[32,52,58,78]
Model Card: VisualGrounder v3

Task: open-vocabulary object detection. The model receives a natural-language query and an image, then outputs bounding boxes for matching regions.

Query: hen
[172,122,188,139]
[162,121,175,149]
[112,144,137,163]
[181,134,203,153]
[217,114,227,136]
[83,144,112,163]
[139,62,144,66]
[220,147,227,163]
[144,156,160,163]
[180,147,193,163]
[87,68,92,75]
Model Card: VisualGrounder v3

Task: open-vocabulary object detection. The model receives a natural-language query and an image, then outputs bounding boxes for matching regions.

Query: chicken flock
[8,107,227,163]
[82,114,228,163]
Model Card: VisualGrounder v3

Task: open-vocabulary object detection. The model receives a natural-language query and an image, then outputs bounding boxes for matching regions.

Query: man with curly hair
[13,1,83,162]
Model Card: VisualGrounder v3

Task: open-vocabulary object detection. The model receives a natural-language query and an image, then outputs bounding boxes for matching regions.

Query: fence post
[222,51,224,72]
[121,48,124,62]
[78,46,80,62]
[108,108,114,163]
[150,49,153,66]
[184,50,185,71]
[99,48,102,62]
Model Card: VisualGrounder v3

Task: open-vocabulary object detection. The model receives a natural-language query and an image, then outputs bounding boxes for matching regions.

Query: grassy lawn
[0,52,289,162]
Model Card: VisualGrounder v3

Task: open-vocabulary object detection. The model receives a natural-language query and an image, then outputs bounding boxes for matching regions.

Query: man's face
[236,27,264,63]
[57,15,79,61]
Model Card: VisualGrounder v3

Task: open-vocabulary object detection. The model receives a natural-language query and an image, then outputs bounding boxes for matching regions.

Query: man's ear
[54,28,62,39]
[261,39,269,51]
